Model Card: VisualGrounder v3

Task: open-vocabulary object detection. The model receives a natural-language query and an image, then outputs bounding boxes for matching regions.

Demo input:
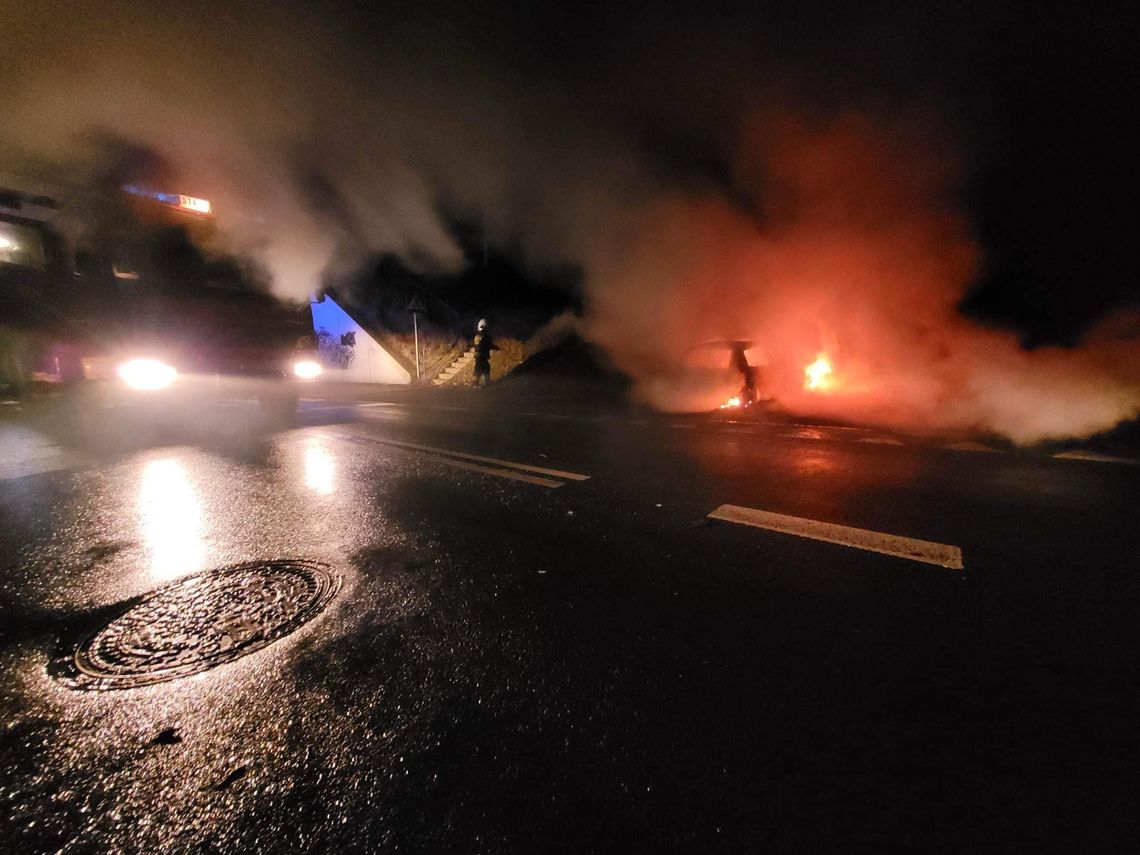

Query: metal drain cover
[64,559,339,690]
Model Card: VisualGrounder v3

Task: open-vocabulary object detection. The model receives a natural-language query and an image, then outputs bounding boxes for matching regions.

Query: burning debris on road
[803,354,835,393]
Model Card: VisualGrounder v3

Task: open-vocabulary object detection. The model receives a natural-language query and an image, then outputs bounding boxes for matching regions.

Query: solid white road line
[707,503,964,570]
[360,436,591,481]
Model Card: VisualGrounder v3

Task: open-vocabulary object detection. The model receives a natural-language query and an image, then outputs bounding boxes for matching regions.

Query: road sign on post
[407,296,427,381]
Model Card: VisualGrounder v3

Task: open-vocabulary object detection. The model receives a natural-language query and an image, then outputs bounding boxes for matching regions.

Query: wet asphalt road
[1,389,1138,853]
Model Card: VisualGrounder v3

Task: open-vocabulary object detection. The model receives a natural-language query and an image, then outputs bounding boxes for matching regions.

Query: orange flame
[720,396,742,408]
[804,354,835,391]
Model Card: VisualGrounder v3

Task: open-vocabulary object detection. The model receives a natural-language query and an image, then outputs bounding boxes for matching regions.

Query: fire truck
[0,184,319,423]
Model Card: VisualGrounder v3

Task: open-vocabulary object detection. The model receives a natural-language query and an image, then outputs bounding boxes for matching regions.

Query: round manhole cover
[63,559,339,690]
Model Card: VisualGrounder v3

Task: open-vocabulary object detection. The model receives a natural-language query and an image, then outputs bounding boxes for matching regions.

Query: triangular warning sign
[406,295,427,312]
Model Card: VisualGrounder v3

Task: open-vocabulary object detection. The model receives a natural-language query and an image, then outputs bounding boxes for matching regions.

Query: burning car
[683,339,843,414]
[688,339,766,410]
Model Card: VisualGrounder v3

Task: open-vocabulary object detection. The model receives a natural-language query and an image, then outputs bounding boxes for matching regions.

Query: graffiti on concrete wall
[316,328,356,369]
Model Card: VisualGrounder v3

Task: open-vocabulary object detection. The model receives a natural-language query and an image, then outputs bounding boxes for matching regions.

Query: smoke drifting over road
[1,1,1136,441]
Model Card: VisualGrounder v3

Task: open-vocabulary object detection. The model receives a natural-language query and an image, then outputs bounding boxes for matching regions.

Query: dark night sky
[320,0,1138,343]
[3,0,1137,344]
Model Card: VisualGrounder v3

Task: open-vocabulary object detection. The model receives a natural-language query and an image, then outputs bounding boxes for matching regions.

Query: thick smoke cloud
[1,1,1136,442]
[0,1,485,288]
[583,115,1140,442]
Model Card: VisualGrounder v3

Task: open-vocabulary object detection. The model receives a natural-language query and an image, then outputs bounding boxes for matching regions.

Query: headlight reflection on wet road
[304,438,336,495]
[139,458,207,581]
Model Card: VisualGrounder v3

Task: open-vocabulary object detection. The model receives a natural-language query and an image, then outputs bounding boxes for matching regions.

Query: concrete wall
[310,295,411,385]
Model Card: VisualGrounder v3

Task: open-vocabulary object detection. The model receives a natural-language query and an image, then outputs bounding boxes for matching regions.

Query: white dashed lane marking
[1053,450,1138,465]
[420,455,566,488]
[366,437,591,481]
[707,503,964,570]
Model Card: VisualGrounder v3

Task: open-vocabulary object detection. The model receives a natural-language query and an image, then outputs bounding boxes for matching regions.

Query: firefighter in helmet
[730,343,758,406]
[472,318,498,387]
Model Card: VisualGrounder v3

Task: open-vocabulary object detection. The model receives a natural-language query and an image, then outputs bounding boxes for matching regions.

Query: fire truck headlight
[293,359,322,380]
[117,358,178,391]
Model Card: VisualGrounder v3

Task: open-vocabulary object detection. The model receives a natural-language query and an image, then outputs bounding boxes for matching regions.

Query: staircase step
[430,348,477,385]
